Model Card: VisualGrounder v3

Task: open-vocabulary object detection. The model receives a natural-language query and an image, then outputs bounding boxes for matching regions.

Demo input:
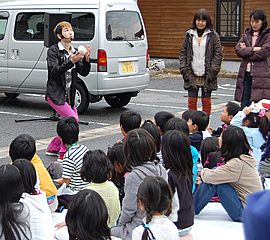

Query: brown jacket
[201,154,262,206]
[179,29,223,91]
[235,28,270,102]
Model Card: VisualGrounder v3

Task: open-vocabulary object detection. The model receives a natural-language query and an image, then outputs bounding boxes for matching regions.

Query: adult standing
[45,21,91,159]
[179,9,223,116]
[235,10,270,109]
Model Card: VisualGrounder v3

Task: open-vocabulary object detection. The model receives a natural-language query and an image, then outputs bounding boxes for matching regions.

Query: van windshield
[106,11,144,41]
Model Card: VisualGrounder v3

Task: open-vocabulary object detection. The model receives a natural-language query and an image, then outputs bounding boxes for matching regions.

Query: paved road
[0,76,236,166]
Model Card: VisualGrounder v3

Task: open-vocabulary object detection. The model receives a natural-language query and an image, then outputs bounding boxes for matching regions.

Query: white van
[0,0,149,113]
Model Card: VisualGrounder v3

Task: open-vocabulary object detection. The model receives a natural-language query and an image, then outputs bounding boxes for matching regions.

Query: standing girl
[194,126,262,222]
[161,130,194,237]
[179,8,223,116]
[46,21,91,159]
[132,176,179,240]
[235,10,270,108]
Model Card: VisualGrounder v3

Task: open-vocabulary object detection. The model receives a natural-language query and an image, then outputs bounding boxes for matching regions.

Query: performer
[45,21,91,159]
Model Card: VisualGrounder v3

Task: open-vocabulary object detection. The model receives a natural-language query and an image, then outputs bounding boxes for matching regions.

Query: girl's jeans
[194,182,243,222]
[47,98,79,154]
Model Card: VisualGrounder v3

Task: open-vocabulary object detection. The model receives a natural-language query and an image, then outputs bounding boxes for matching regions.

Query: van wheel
[4,93,20,99]
[104,95,131,108]
[75,84,89,114]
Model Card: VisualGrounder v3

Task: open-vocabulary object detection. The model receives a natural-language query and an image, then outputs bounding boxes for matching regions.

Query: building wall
[138,0,270,61]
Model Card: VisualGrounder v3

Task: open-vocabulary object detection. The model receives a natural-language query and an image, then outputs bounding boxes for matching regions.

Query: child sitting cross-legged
[132,176,179,240]
[81,149,121,227]
[55,116,89,207]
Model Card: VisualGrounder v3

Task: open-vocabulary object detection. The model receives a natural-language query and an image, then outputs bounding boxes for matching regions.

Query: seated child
[119,110,142,141]
[141,119,161,162]
[111,128,167,240]
[212,101,240,137]
[54,189,122,240]
[154,111,174,136]
[243,190,270,240]
[164,117,199,193]
[230,104,268,163]
[187,110,211,151]
[107,142,128,205]
[181,109,195,122]
[9,133,58,212]
[81,149,121,227]
[13,159,54,239]
[161,130,194,237]
[132,176,179,240]
[55,117,89,206]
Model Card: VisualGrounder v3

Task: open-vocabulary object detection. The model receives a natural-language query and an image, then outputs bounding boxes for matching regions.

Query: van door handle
[11,49,19,60]
[0,49,5,54]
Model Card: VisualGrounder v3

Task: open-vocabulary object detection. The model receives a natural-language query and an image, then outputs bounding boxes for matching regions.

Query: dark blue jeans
[194,183,243,222]
[241,72,252,109]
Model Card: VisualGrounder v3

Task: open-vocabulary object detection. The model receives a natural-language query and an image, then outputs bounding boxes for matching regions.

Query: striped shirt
[62,144,89,191]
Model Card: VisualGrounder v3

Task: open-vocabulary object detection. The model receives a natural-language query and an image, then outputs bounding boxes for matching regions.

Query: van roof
[0,0,138,9]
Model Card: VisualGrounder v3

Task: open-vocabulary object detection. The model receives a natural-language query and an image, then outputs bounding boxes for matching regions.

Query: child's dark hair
[81,150,113,183]
[250,9,268,34]
[189,110,209,131]
[124,128,156,169]
[243,112,269,139]
[182,110,195,122]
[192,8,213,30]
[154,111,174,134]
[141,120,161,152]
[12,159,37,195]
[161,130,193,177]
[221,125,251,162]
[137,176,172,240]
[66,189,111,240]
[107,142,126,166]
[9,134,36,161]
[57,116,79,145]
[164,117,189,136]
[0,164,30,240]
[120,110,141,133]
[200,137,219,166]
[226,101,240,117]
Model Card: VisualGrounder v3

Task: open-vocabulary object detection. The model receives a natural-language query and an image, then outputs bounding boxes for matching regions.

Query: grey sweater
[111,161,167,240]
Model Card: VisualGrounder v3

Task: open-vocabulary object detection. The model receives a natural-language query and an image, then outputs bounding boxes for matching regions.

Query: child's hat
[250,99,270,113]
[243,190,270,240]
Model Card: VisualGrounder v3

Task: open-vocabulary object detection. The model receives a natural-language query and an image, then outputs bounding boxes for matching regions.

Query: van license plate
[121,61,134,73]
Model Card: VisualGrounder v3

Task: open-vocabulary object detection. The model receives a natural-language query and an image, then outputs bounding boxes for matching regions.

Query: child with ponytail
[132,176,178,240]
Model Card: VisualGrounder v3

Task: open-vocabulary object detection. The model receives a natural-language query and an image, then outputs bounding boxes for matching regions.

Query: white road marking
[0,102,227,159]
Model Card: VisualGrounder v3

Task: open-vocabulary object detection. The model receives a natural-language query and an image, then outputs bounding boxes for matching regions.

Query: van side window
[106,11,144,41]
[14,12,44,41]
[0,11,9,40]
[71,13,95,41]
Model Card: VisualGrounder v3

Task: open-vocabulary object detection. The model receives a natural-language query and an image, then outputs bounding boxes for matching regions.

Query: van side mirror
[0,11,9,19]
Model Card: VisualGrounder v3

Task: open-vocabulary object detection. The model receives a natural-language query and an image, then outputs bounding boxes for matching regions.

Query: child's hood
[20,191,48,212]
[238,154,257,168]
[132,161,167,181]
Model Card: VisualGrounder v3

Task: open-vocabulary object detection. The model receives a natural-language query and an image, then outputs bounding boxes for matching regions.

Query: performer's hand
[240,42,246,48]
[70,51,84,64]
[84,45,91,62]
[253,47,261,52]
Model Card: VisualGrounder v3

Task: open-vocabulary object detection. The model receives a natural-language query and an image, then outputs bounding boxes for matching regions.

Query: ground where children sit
[189,202,244,240]
[52,203,244,240]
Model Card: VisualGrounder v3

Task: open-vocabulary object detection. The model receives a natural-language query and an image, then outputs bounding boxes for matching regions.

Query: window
[14,13,44,41]
[106,11,144,41]
[71,13,95,41]
[216,0,241,42]
[0,11,9,40]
